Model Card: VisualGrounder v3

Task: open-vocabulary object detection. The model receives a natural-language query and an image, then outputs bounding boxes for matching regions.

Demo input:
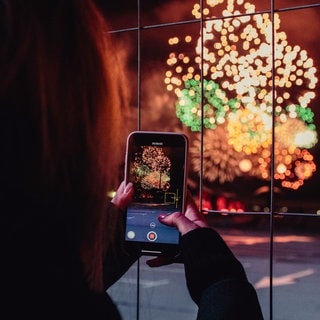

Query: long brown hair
[0,0,125,291]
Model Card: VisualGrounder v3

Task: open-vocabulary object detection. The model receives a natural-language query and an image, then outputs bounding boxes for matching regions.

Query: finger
[111,181,124,205]
[111,182,134,210]
[159,212,199,235]
[184,193,209,227]
[184,192,203,220]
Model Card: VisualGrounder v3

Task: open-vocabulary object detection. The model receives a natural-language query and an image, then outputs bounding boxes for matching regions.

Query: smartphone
[124,131,188,255]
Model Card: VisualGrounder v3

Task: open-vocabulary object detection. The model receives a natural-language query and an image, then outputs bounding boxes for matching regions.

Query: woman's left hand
[111,181,134,211]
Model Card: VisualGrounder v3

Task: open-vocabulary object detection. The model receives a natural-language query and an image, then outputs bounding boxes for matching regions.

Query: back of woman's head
[0,0,125,291]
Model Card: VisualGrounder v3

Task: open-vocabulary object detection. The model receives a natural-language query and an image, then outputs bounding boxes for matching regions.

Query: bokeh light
[165,0,318,190]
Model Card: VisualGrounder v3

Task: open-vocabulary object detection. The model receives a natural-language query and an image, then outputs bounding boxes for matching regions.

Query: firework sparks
[165,0,318,189]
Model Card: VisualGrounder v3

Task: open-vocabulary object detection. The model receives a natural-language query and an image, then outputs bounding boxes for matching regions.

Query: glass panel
[274,7,320,214]
[207,214,271,319]
[108,30,139,133]
[107,261,139,319]
[108,257,198,320]
[105,1,320,319]
[273,217,320,320]
[139,22,200,132]
[275,0,320,10]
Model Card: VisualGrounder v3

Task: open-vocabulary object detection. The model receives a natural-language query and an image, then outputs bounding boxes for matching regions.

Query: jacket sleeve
[180,228,264,319]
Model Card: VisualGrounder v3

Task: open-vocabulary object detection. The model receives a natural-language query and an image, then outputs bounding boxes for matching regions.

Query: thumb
[111,182,134,211]
[158,212,199,236]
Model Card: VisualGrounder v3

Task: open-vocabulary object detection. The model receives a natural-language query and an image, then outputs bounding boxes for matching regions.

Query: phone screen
[125,131,188,253]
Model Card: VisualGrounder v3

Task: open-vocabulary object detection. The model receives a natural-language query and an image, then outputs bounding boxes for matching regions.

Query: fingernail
[124,182,133,194]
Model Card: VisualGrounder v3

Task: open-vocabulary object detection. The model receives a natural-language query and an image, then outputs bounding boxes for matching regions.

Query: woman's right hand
[146,192,210,267]
[158,191,209,236]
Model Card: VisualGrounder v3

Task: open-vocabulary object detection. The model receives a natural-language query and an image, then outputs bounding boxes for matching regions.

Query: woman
[1,1,135,318]
[0,1,263,319]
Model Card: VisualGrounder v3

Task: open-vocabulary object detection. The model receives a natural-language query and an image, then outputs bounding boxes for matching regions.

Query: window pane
[104,1,320,319]
[274,7,320,214]
[273,217,320,320]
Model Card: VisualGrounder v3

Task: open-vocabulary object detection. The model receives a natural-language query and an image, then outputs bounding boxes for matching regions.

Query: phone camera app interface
[126,140,185,245]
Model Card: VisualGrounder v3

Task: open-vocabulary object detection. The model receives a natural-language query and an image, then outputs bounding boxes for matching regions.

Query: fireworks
[165,0,318,189]
[176,79,240,131]
[131,146,172,191]
[190,127,262,183]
